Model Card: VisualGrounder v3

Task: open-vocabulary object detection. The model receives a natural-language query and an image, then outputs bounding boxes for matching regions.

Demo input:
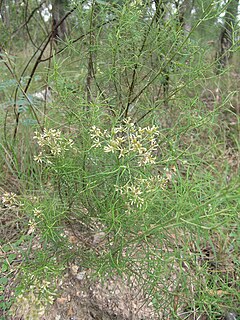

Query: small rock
[92,232,106,245]
[76,271,86,281]
[70,264,79,275]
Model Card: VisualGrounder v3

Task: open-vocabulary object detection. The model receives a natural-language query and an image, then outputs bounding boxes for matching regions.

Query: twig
[39,18,116,63]
[11,1,46,38]
[13,6,78,140]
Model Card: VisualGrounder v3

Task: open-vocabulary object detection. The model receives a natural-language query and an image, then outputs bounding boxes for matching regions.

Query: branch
[11,1,46,38]
[123,11,158,119]
[40,18,116,63]
[13,5,78,140]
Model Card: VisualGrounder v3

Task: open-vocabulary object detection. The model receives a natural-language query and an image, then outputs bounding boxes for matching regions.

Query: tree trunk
[176,0,193,33]
[216,0,239,71]
[52,0,68,42]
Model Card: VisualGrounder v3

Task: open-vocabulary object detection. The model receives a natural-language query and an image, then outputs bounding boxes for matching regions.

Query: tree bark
[52,0,68,42]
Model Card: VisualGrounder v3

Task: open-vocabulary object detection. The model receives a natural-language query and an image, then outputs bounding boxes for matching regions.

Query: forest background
[0,0,239,319]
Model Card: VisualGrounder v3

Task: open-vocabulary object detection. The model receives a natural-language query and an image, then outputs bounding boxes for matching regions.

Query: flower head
[90,119,160,166]
[33,128,74,164]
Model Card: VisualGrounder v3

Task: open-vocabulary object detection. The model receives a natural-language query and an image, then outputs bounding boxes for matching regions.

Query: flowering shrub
[31,122,175,219]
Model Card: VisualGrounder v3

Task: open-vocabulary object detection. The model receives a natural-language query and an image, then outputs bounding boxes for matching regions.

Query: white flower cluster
[115,183,144,209]
[115,175,168,214]
[1,192,21,209]
[27,208,43,235]
[90,118,159,166]
[33,128,74,164]
[137,175,169,192]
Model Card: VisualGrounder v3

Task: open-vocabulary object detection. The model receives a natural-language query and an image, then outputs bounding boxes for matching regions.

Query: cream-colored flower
[92,138,102,148]
[115,136,126,145]
[34,128,74,161]
[130,137,146,154]
[1,192,19,208]
[90,120,159,165]
[104,144,116,153]
[111,126,124,135]
[28,219,37,234]
[34,152,43,163]
[118,147,128,158]
[139,152,156,166]
[33,208,42,218]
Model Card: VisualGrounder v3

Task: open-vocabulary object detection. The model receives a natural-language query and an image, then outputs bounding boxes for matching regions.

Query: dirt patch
[46,268,157,320]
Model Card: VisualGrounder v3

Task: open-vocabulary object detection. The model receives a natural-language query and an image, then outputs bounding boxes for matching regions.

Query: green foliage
[0,0,239,318]
[0,238,25,318]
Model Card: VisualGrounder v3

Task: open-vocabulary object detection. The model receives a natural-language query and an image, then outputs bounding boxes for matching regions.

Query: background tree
[52,0,69,41]
[216,0,239,71]
[175,0,194,32]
